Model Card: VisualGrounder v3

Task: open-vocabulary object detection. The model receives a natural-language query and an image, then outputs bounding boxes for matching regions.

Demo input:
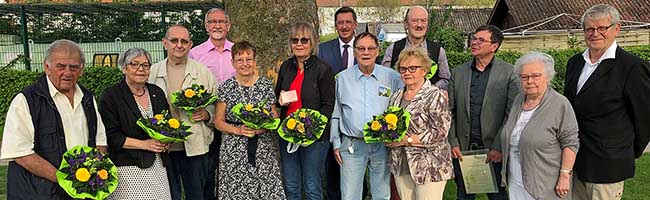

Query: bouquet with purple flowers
[363,106,411,143]
[56,146,117,199]
[136,110,193,143]
[231,99,280,131]
[171,84,218,122]
[278,108,328,153]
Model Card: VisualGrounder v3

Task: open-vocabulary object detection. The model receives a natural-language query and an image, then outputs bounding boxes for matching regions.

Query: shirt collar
[291,55,316,70]
[155,58,199,79]
[354,64,380,80]
[405,38,427,49]
[339,37,355,49]
[204,39,233,53]
[46,76,83,103]
[582,41,618,65]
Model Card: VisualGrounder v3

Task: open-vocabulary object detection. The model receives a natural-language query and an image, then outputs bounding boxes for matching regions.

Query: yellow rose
[184,89,196,98]
[384,114,398,125]
[245,104,254,111]
[75,168,91,182]
[371,120,382,131]
[263,109,270,115]
[154,114,164,121]
[168,118,180,129]
[299,112,307,118]
[97,169,109,180]
[296,123,305,133]
[387,123,396,130]
[287,118,297,130]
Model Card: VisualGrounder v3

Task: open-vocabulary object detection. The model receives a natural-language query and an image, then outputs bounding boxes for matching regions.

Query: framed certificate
[459,149,499,194]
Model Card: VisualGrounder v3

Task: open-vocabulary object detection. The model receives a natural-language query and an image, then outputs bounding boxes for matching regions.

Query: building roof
[0,1,222,15]
[489,0,650,32]
[434,7,492,32]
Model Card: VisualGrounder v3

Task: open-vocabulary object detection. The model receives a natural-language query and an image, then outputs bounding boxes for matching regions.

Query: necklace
[132,87,146,97]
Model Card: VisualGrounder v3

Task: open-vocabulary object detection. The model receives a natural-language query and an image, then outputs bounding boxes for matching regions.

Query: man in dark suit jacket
[317,7,358,200]
[564,4,650,200]
[318,7,357,75]
[448,25,519,200]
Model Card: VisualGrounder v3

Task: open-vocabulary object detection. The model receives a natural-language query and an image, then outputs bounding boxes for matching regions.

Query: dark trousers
[325,145,341,200]
[205,129,222,200]
[167,151,208,200]
[452,158,508,200]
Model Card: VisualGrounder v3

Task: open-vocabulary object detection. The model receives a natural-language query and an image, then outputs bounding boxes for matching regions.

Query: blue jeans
[339,136,390,200]
[452,158,508,200]
[280,139,329,200]
[167,151,208,200]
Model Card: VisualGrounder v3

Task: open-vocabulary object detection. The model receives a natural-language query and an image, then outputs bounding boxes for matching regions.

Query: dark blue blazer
[318,38,356,74]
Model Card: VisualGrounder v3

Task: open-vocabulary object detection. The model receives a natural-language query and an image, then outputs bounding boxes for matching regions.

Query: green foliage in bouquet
[136,110,193,143]
[278,108,328,146]
[231,99,280,130]
[56,146,118,200]
[363,106,411,143]
[171,84,218,120]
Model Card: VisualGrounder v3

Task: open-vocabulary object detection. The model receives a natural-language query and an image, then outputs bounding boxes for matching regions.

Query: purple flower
[305,117,312,126]
[96,152,103,160]
[80,151,87,160]
[381,124,388,131]
[283,126,288,132]
[197,100,204,105]
[306,130,313,139]
[151,118,158,124]
[390,132,399,139]
[242,111,249,116]
[160,130,169,136]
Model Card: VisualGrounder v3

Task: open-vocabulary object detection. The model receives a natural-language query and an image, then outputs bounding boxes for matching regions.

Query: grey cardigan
[499,88,579,200]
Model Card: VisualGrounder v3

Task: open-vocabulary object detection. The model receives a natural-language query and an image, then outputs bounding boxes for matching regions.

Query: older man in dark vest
[1,39,108,200]
[381,5,451,90]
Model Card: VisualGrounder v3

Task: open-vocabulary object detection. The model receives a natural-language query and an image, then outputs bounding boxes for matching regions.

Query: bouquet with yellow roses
[136,110,193,143]
[171,84,218,122]
[363,106,411,143]
[56,146,118,200]
[278,108,328,153]
[231,99,280,131]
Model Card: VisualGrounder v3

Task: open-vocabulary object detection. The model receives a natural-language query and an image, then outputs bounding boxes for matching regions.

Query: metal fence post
[20,5,31,71]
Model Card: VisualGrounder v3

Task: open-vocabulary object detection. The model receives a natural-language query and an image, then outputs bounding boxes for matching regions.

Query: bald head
[404,6,429,40]
[405,6,428,21]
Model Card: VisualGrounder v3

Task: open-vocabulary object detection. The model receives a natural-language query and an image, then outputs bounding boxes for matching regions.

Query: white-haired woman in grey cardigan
[499,52,579,200]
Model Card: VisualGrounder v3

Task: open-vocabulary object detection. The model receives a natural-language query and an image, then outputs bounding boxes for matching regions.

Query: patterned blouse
[388,80,454,184]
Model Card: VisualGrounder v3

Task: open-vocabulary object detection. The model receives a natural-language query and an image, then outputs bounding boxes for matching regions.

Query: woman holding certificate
[499,52,579,199]
[274,21,335,200]
[385,47,453,200]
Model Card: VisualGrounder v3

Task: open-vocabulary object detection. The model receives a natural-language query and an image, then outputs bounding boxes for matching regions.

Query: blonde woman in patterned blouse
[385,47,453,200]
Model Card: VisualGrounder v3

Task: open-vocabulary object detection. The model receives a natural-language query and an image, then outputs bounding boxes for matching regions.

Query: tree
[223,0,319,80]
[358,0,401,22]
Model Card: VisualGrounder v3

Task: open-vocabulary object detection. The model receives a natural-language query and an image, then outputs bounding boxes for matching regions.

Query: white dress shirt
[577,41,618,93]
[339,37,355,69]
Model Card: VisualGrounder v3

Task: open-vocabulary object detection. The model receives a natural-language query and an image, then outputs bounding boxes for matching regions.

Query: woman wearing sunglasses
[274,21,335,200]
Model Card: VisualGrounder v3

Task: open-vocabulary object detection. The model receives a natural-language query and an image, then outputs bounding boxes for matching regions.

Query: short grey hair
[514,51,556,84]
[581,4,621,28]
[404,5,429,22]
[118,48,152,69]
[44,39,85,65]
[205,7,228,22]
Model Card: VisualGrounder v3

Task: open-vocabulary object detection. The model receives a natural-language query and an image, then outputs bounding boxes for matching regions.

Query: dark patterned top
[388,80,454,184]
[216,76,286,200]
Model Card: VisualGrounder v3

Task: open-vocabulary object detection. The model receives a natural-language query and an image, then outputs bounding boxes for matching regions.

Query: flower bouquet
[231,99,280,131]
[278,108,328,153]
[136,110,193,143]
[363,106,411,143]
[171,84,218,122]
[56,146,118,200]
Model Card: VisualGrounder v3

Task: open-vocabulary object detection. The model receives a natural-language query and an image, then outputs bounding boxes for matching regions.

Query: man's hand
[486,149,502,163]
[333,149,343,165]
[451,146,463,161]
[191,108,210,122]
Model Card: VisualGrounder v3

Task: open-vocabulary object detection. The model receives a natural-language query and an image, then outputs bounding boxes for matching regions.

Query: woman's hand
[236,125,256,137]
[191,108,210,122]
[555,172,571,198]
[141,139,167,153]
[384,140,406,148]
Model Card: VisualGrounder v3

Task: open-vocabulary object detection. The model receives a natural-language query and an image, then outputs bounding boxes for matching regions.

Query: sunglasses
[290,37,310,45]
[166,38,191,45]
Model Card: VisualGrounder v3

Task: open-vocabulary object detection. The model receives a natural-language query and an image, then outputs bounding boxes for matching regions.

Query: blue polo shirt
[330,64,404,149]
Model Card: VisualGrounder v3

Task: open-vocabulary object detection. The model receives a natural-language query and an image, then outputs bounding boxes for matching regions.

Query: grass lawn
[0,154,648,199]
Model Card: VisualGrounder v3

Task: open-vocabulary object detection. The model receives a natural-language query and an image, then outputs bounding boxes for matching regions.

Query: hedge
[1,46,649,138]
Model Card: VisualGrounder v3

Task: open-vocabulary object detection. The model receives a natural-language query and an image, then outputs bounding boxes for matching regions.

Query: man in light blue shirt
[330,32,404,200]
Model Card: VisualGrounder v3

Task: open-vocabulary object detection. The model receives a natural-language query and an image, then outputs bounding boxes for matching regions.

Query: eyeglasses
[235,57,255,64]
[206,19,229,25]
[354,46,378,52]
[584,23,615,35]
[128,62,151,70]
[398,66,422,74]
[54,63,82,72]
[470,35,495,44]
[290,37,310,45]
[166,38,191,45]
[519,73,543,81]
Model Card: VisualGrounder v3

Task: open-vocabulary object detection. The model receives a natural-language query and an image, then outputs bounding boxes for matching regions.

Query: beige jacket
[149,58,218,157]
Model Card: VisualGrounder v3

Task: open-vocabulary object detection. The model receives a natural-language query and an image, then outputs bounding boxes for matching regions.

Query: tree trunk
[224,0,319,81]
